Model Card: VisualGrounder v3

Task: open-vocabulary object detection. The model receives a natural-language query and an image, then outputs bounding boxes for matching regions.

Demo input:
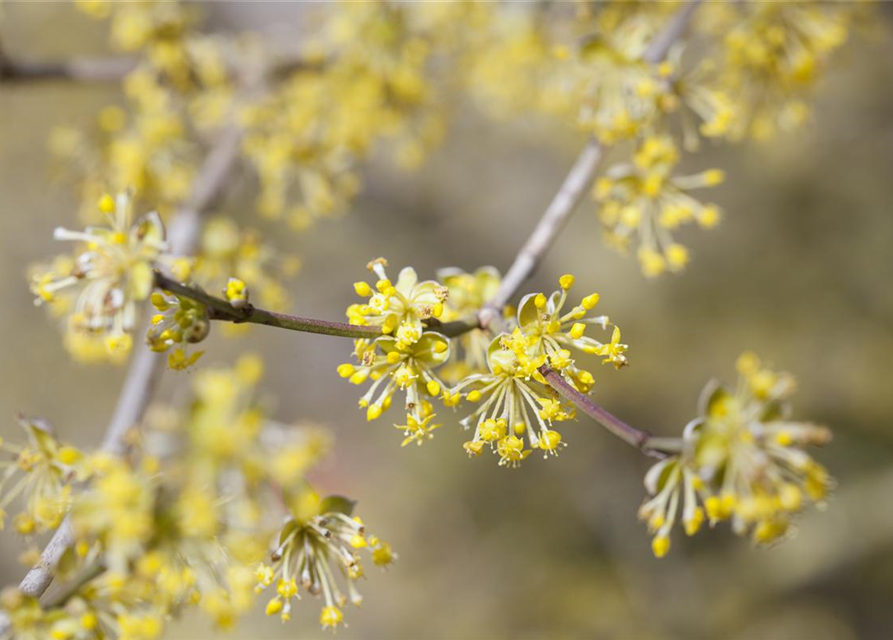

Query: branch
[0,55,137,83]
[0,127,243,633]
[540,366,670,459]
[155,272,383,340]
[479,0,702,328]
[154,273,481,341]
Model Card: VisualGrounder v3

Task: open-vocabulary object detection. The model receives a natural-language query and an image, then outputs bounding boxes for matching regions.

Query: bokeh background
[2,3,893,639]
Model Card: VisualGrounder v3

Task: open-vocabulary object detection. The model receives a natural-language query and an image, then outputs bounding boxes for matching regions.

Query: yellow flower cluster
[30,192,167,361]
[1,357,385,636]
[437,266,502,383]
[341,267,628,465]
[594,136,724,277]
[145,289,208,370]
[241,2,449,230]
[0,418,86,536]
[639,352,832,557]
[255,490,395,630]
[709,2,853,141]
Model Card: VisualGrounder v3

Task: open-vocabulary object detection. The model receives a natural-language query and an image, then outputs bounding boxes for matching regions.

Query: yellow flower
[339,332,451,443]
[348,259,449,346]
[639,353,832,556]
[595,136,723,276]
[31,192,167,357]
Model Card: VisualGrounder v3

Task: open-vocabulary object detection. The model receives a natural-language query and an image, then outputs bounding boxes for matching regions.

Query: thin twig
[479,0,702,328]
[0,55,137,83]
[0,128,243,635]
[540,366,668,459]
[155,272,383,340]
[154,273,481,341]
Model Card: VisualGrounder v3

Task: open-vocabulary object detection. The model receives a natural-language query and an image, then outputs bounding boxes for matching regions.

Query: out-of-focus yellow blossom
[347,259,449,345]
[516,275,629,387]
[255,489,394,629]
[145,289,208,370]
[3,355,349,637]
[639,352,833,557]
[452,331,574,467]
[31,192,167,358]
[192,217,301,313]
[0,418,86,534]
[437,266,501,383]
[339,332,451,445]
[594,136,724,277]
[241,2,448,228]
[709,2,853,140]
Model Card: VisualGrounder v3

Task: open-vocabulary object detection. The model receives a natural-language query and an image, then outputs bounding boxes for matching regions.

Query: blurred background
[1,3,893,639]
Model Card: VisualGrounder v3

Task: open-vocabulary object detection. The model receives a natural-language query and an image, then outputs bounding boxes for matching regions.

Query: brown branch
[154,273,481,341]
[479,0,702,328]
[540,366,669,459]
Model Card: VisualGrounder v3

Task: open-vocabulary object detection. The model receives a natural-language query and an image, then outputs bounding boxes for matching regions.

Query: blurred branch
[0,126,243,636]
[0,37,320,86]
[479,0,702,328]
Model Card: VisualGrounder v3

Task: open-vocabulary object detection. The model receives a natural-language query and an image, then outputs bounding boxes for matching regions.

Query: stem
[155,272,383,340]
[540,366,668,459]
[479,0,702,327]
[155,273,483,341]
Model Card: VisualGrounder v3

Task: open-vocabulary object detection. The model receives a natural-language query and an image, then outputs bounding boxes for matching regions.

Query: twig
[479,0,702,328]
[0,127,243,635]
[155,272,383,340]
[154,273,480,341]
[0,55,137,83]
[540,366,668,459]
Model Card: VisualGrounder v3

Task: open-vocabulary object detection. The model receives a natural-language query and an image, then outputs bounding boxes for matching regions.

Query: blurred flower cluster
[462,1,857,274]
[342,263,628,466]
[639,352,833,558]
[0,357,392,637]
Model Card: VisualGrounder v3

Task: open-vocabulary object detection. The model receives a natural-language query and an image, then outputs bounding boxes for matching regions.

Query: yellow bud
[354,281,372,297]
[375,279,392,294]
[558,274,575,290]
[651,535,670,558]
[337,363,355,378]
[569,323,586,340]
[581,293,600,310]
[666,244,689,270]
[703,169,725,186]
[466,390,482,403]
[534,293,547,308]
[265,598,283,616]
[366,405,383,421]
[426,380,441,396]
[98,194,115,214]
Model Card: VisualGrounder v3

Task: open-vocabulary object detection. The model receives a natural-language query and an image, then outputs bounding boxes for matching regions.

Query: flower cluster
[437,266,502,383]
[0,357,390,637]
[594,136,724,276]
[639,352,832,557]
[30,192,168,360]
[240,2,454,230]
[255,490,395,629]
[341,265,628,465]
[0,417,86,536]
